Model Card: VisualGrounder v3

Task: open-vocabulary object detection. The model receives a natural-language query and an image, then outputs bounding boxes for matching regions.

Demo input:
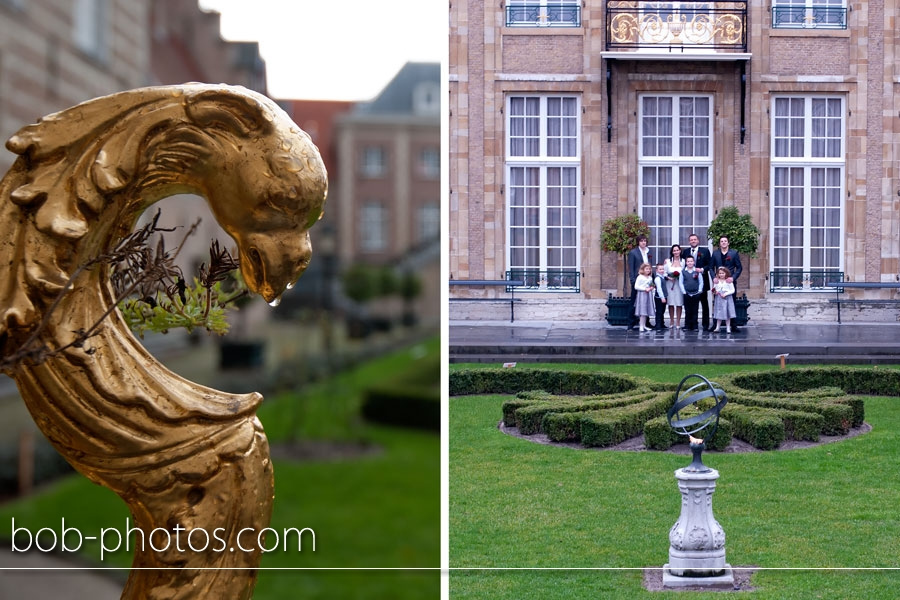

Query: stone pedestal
[663,467,734,587]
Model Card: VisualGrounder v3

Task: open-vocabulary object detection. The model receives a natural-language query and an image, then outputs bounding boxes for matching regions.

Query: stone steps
[450,353,892,365]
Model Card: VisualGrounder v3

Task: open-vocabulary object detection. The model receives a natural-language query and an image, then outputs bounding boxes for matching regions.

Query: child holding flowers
[664,244,685,329]
[633,263,656,332]
[711,266,737,333]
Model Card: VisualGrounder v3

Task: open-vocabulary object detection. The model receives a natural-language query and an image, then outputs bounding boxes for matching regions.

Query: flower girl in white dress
[711,266,736,334]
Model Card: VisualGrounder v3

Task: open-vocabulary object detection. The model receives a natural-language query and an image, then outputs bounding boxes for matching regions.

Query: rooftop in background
[281,99,355,179]
[352,62,441,119]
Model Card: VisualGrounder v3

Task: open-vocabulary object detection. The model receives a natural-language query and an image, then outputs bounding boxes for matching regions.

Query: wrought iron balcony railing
[772,6,847,30]
[506,269,581,292]
[768,270,844,293]
[506,2,582,28]
[606,1,747,51]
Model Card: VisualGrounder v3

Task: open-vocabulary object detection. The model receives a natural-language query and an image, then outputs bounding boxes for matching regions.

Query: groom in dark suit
[710,235,743,331]
[626,235,654,330]
[685,233,712,331]
[710,235,743,290]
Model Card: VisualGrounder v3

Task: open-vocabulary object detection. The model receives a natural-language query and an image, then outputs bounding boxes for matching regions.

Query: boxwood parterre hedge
[449,367,896,451]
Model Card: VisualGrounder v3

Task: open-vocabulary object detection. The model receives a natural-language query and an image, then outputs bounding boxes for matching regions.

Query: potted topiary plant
[600,214,651,326]
[706,206,760,326]
[706,206,760,258]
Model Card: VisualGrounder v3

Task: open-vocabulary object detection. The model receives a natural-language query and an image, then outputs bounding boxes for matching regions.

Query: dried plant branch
[2,211,244,370]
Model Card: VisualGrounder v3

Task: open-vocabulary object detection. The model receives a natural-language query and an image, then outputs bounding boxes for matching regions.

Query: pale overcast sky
[197,0,445,101]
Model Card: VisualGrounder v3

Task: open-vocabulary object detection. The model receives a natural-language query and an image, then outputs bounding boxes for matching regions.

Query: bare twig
[2,211,242,371]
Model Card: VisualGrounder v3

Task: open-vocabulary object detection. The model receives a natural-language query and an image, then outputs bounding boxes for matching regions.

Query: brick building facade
[0,0,149,173]
[449,1,900,322]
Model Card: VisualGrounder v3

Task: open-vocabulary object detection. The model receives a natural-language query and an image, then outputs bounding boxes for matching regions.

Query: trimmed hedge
[723,405,823,445]
[724,368,900,398]
[542,412,584,442]
[449,366,895,451]
[727,392,855,436]
[644,415,733,451]
[362,352,440,431]
[539,393,668,444]
[579,394,672,447]
[362,384,439,431]
[719,372,867,427]
[720,407,786,451]
[502,390,646,429]
[510,392,658,435]
[450,369,646,396]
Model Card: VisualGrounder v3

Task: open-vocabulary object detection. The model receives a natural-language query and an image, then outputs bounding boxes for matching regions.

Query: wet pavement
[449,319,900,364]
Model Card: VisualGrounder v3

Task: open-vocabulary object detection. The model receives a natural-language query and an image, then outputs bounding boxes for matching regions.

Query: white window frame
[360,200,387,253]
[505,0,581,28]
[638,94,713,262]
[73,0,109,62]
[769,95,845,289]
[772,0,847,30]
[505,94,581,291]
[361,146,386,178]
[419,147,440,180]
[417,202,440,242]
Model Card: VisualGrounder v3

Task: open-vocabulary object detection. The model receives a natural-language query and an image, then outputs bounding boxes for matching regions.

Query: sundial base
[662,564,735,589]
[667,468,729,579]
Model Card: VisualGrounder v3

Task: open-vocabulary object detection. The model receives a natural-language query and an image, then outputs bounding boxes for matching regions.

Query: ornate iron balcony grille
[606,1,748,51]
[506,269,581,292]
[768,270,844,293]
[772,6,847,29]
[506,2,582,27]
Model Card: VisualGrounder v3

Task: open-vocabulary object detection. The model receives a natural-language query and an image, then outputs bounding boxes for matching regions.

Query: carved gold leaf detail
[0,84,328,599]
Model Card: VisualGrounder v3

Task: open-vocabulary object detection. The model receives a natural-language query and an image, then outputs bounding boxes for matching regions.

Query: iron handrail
[506,269,581,292]
[772,6,847,30]
[506,2,582,28]
[768,269,844,293]
[606,1,748,51]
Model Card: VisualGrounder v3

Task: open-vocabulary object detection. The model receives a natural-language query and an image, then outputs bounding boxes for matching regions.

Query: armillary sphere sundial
[663,374,733,586]
[0,84,327,599]
[666,374,728,472]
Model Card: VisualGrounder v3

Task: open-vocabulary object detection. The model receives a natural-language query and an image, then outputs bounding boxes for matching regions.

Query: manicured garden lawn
[450,363,900,599]
[0,338,440,600]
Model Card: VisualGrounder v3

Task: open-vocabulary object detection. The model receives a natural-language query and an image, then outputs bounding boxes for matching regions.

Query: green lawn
[0,337,440,599]
[450,364,900,599]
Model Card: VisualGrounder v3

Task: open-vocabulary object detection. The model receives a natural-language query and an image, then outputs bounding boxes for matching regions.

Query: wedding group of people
[627,233,743,334]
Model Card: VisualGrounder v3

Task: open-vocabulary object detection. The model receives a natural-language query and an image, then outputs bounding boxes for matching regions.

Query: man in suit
[685,233,712,330]
[681,255,704,331]
[709,235,743,331]
[627,235,656,330]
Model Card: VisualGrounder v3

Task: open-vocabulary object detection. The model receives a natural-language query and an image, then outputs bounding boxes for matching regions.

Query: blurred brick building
[150,0,265,92]
[0,1,439,328]
[335,62,441,325]
[0,0,150,173]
